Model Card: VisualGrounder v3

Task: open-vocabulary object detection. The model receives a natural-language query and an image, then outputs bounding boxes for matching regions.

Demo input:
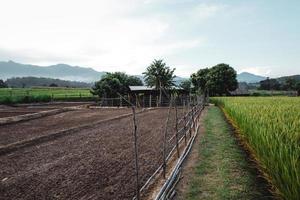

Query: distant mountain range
[0,61,105,82]
[0,60,187,84]
[1,60,298,85]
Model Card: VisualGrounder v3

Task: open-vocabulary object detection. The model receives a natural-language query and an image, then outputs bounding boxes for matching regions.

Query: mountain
[276,75,300,83]
[5,77,92,88]
[237,72,266,83]
[0,61,106,82]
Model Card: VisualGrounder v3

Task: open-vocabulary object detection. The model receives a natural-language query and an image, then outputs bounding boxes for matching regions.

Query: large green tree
[179,79,192,92]
[143,59,175,88]
[296,82,300,96]
[143,59,176,103]
[0,79,7,88]
[91,72,143,98]
[191,68,210,93]
[259,78,281,90]
[191,63,238,96]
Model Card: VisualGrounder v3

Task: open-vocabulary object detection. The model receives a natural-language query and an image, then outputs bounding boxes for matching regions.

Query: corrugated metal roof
[129,86,184,91]
[129,86,155,91]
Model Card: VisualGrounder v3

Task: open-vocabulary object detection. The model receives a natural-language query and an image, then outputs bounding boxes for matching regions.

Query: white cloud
[0,0,207,75]
[190,3,226,20]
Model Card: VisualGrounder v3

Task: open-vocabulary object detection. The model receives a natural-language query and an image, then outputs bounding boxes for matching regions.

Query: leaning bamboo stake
[191,106,195,135]
[162,97,172,179]
[183,111,187,146]
[131,106,140,200]
[188,100,192,139]
[174,97,180,158]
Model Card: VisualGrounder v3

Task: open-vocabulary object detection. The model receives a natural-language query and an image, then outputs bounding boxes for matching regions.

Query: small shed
[128,86,188,107]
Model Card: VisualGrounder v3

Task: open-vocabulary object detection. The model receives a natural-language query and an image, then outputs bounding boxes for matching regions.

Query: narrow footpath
[174,105,273,200]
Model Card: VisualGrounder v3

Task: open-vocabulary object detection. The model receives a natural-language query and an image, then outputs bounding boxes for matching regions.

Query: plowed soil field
[0,108,185,200]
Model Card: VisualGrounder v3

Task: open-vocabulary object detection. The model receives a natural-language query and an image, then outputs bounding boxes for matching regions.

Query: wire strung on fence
[131,93,207,200]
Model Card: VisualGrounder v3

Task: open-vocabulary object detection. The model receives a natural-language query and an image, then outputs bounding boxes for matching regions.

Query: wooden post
[135,95,138,108]
[120,96,122,107]
[174,97,180,158]
[188,101,192,138]
[191,106,195,137]
[149,94,152,108]
[143,95,145,108]
[159,81,162,106]
[131,107,140,200]
[163,97,172,179]
[156,96,159,107]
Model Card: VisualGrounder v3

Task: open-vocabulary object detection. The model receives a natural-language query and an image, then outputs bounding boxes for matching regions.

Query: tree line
[91,60,238,98]
[259,77,300,95]
[0,77,92,88]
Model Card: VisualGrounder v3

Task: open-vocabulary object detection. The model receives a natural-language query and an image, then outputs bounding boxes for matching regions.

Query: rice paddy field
[0,87,95,103]
[211,97,300,200]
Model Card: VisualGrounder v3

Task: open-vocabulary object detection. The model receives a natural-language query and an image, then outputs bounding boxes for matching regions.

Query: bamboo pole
[162,97,172,179]
[174,97,180,158]
[183,110,187,146]
[132,106,140,200]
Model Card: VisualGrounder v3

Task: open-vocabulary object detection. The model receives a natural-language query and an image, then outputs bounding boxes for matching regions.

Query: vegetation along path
[175,106,273,200]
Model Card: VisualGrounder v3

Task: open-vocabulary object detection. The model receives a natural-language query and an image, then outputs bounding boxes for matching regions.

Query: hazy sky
[0,0,299,77]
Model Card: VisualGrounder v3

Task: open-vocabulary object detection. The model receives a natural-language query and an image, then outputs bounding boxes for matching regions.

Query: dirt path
[174,106,273,200]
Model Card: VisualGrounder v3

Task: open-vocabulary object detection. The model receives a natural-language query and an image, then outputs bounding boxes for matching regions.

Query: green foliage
[91,72,143,98]
[259,78,281,90]
[283,77,297,90]
[258,77,300,94]
[212,97,300,200]
[296,82,300,96]
[143,59,176,89]
[191,68,210,93]
[191,63,238,96]
[5,77,91,88]
[0,79,7,88]
[179,79,192,91]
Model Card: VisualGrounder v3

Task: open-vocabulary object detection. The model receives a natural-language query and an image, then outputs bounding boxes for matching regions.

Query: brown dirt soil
[0,108,135,146]
[0,103,91,118]
[0,108,54,118]
[0,108,185,200]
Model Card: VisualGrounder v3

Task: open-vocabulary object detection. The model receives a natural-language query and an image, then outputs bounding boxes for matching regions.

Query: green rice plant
[211,97,300,200]
[0,87,95,103]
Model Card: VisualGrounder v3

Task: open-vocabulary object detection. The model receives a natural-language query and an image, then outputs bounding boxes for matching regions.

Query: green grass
[186,106,270,200]
[249,89,296,96]
[211,97,300,200]
[0,87,95,104]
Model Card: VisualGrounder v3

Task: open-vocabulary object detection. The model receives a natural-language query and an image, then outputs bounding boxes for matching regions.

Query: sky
[0,0,299,78]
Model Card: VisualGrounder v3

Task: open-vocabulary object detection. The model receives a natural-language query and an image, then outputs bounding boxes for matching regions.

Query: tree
[282,78,297,90]
[191,68,210,94]
[143,59,176,104]
[191,64,238,96]
[127,76,143,86]
[91,72,143,98]
[296,82,300,96]
[207,64,238,96]
[259,78,281,90]
[0,79,7,88]
[49,83,58,87]
[179,79,192,92]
